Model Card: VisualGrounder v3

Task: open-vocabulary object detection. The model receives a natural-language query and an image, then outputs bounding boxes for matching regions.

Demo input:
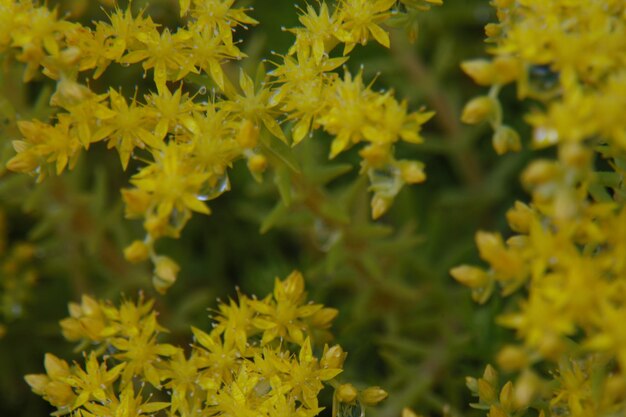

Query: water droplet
[533,127,559,147]
[197,174,231,201]
[528,64,559,96]
[313,218,341,252]
[168,208,188,230]
[121,62,130,68]
[198,86,208,95]
[368,164,402,197]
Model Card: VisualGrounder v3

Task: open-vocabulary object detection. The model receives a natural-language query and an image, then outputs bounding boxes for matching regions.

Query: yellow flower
[65,352,125,409]
[289,2,339,62]
[130,142,211,222]
[97,89,163,169]
[221,69,286,142]
[143,85,201,140]
[249,271,335,345]
[285,337,342,409]
[336,0,395,54]
[111,314,178,388]
[121,27,196,91]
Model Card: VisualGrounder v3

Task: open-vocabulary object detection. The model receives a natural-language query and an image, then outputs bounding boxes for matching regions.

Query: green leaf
[273,166,292,207]
[260,201,288,234]
[260,130,301,173]
[307,163,353,186]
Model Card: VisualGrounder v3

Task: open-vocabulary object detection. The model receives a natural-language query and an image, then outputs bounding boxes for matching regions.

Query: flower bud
[450,265,488,288]
[506,201,533,234]
[321,344,347,369]
[124,240,150,263]
[336,383,358,404]
[360,386,388,406]
[461,96,494,125]
[521,160,558,187]
[247,154,267,174]
[371,194,392,219]
[461,59,495,86]
[398,161,426,184]
[153,256,180,294]
[236,119,260,149]
[144,215,168,239]
[492,125,521,155]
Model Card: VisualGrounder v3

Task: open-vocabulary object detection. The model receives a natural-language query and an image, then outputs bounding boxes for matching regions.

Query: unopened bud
[321,344,347,369]
[236,119,260,149]
[521,160,558,187]
[336,384,358,404]
[461,96,494,125]
[398,161,426,184]
[248,154,267,174]
[461,59,495,86]
[124,240,150,263]
[506,201,533,234]
[144,215,168,239]
[360,386,388,406]
[371,194,392,219]
[450,265,488,288]
[153,256,180,293]
[492,125,521,155]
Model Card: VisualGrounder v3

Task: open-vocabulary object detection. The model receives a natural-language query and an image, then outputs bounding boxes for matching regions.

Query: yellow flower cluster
[460,0,626,156]
[25,271,387,417]
[453,1,626,417]
[3,0,438,291]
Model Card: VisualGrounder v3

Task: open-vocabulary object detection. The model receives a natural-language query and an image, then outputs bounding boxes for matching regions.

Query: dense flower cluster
[26,271,388,417]
[2,0,439,292]
[454,1,626,417]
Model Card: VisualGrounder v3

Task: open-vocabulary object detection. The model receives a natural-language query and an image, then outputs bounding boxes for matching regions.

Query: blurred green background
[0,1,533,416]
